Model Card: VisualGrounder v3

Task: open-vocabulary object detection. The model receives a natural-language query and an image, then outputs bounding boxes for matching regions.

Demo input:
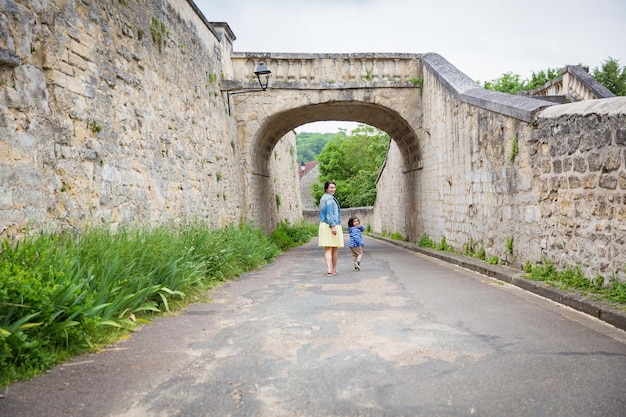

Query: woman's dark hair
[324,180,336,192]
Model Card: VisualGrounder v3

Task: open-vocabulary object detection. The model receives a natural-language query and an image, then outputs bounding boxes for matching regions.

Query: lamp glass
[254,62,271,91]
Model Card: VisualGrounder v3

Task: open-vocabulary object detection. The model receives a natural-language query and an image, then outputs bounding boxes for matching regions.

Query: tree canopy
[310,125,389,208]
[296,131,347,163]
[592,57,626,96]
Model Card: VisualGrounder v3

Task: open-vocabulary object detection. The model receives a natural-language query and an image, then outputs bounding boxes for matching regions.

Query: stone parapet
[521,65,615,102]
[227,52,423,90]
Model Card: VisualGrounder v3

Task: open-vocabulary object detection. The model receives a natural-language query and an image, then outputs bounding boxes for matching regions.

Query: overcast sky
[195,0,626,133]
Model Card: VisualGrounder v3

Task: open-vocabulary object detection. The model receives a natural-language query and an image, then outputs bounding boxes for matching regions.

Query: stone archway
[242,97,423,232]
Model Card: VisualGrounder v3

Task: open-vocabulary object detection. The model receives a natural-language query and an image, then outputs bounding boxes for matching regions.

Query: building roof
[298,161,319,179]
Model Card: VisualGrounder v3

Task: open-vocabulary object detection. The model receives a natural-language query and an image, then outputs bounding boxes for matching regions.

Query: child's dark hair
[348,217,359,227]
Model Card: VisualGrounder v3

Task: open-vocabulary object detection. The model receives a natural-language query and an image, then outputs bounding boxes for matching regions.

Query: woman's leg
[324,247,333,274]
[331,247,339,274]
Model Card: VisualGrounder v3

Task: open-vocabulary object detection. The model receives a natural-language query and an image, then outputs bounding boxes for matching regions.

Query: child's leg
[350,247,358,262]
[356,247,363,263]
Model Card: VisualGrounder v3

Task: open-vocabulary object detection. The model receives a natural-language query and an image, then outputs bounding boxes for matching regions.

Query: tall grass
[0,221,315,387]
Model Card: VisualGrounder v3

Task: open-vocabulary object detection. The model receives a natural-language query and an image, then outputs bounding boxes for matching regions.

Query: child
[347,216,365,270]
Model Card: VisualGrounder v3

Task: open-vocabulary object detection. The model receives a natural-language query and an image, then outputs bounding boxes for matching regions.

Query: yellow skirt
[318,222,344,247]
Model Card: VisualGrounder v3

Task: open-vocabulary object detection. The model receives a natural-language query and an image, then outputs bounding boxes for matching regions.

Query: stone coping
[230,51,558,122]
[539,96,626,118]
[421,52,556,122]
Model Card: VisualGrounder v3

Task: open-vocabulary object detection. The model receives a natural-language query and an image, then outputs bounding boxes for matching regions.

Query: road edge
[370,234,626,332]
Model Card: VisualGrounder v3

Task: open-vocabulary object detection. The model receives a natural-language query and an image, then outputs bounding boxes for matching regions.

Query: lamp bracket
[226,89,266,115]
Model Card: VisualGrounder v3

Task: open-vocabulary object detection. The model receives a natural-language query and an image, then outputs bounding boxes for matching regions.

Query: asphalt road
[1,237,626,417]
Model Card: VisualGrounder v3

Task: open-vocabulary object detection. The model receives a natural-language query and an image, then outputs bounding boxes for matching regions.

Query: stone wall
[3,0,624,283]
[374,62,626,282]
[0,0,300,239]
[532,98,626,281]
[299,164,319,210]
[303,207,373,230]
[269,130,302,226]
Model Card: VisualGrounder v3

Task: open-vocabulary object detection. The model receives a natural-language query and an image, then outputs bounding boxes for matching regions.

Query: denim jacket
[318,193,341,227]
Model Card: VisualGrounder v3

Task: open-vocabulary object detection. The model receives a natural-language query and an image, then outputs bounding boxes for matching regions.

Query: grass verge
[0,220,317,388]
[417,233,626,308]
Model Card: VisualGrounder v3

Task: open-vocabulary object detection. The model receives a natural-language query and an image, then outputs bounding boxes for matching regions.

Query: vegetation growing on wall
[510,134,519,162]
[150,16,168,45]
[90,121,102,134]
[408,77,424,88]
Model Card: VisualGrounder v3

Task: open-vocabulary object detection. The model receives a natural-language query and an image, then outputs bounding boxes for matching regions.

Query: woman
[318,180,344,276]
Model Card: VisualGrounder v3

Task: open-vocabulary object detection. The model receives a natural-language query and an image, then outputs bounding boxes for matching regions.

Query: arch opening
[252,101,421,177]
[246,101,422,233]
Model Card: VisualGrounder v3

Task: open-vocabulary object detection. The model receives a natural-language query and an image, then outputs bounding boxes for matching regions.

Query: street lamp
[227,62,272,115]
[254,62,271,91]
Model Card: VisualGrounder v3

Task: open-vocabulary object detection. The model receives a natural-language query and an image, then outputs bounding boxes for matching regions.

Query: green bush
[608,281,626,303]
[418,233,435,248]
[270,220,317,251]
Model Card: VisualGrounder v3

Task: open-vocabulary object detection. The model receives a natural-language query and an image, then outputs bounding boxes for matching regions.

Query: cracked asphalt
[1,236,625,417]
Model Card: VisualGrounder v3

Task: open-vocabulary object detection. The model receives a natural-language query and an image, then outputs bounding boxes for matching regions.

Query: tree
[312,125,390,208]
[592,57,626,96]
[525,68,560,91]
[482,58,625,96]
[481,68,561,94]
[296,131,346,163]
[482,72,526,94]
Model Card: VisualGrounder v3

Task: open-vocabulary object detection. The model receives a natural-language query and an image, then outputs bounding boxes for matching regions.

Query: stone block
[604,149,622,172]
[599,174,618,189]
[65,75,84,96]
[0,185,13,207]
[0,46,20,67]
[68,52,88,71]
[568,176,582,189]
[582,174,598,189]
[588,152,602,171]
[70,39,92,61]
[573,156,587,173]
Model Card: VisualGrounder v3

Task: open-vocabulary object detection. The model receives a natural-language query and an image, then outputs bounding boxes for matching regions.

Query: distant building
[298,161,319,179]
[298,161,319,209]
